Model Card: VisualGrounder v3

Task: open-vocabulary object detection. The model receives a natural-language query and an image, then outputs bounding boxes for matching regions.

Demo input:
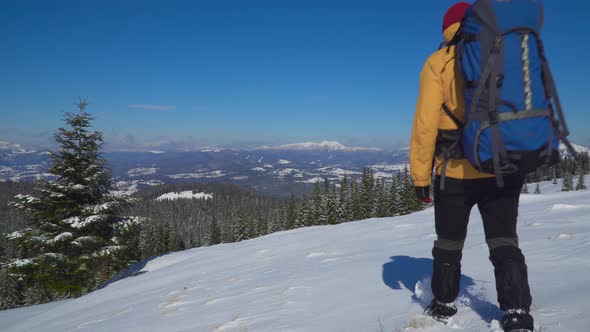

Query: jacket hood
[443,22,460,43]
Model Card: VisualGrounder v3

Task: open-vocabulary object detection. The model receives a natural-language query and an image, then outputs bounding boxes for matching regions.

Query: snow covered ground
[1,184,589,332]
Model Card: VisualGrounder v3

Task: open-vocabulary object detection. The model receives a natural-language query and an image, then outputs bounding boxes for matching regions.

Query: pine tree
[326,185,338,225]
[562,172,574,191]
[0,268,22,310]
[359,168,375,219]
[153,223,169,255]
[552,166,558,185]
[388,174,402,216]
[343,177,355,222]
[351,179,364,221]
[581,152,590,175]
[373,180,389,218]
[534,183,541,194]
[399,166,422,214]
[23,283,52,306]
[317,179,329,225]
[293,196,307,228]
[4,101,142,297]
[233,217,249,242]
[310,182,322,225]
[576,168,587,191]
[208,217,221,245]
[521,182,529,193]
[337,176,349,223]
[285,194,298,229]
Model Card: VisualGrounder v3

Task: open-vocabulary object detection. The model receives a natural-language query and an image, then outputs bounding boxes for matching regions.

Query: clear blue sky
[1,0,589,150]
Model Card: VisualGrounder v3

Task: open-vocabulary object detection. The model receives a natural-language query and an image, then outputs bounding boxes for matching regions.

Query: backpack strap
[438,104,464,191]
[534,33,579,160]
[470,0,508,188]
[442,104,464,129]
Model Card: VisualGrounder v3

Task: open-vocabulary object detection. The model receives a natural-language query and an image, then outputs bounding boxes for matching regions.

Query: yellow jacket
[410,23,494,187]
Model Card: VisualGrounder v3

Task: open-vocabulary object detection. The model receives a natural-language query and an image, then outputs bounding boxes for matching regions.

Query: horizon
[2,0,590,150]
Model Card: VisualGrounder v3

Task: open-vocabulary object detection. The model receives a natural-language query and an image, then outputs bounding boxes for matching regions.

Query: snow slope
[1,186,590,332]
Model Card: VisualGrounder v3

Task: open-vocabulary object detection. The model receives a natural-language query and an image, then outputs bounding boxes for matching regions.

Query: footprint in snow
[305,252,328,258]
[544,203,590,213]
[552,233,575,240]
[395,224,414,229]
[320,258,339,263]
[76,318,107,329]
[211,314,249,332]
[160,293,189,317]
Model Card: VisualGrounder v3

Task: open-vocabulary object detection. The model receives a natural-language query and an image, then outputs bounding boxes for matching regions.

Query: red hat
[442,2,471,32]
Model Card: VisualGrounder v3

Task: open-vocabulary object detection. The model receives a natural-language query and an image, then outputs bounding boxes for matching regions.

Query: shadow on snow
[382,255,502,323]
[99,252,175,289]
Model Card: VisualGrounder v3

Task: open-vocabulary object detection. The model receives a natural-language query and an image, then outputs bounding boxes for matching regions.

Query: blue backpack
[439,0,576,188]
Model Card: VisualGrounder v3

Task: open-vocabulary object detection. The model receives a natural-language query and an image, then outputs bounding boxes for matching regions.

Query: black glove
[415,186,432,203]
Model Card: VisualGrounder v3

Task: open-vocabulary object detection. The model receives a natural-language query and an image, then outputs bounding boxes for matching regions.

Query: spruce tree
[233,217,249,242]
[23,283,52,306]
[337,177,349,223]
[388,174,402,216]
[576,168,587,191]
[360,168,375,219]
[521,182,529,194]
[581,152,589,175]
[399,166,422,214]
[285,194,298,229]
[208,217,221,245]
[0,268,22,310]
[317,180,329,225]
[311,182,322,225]
[373,180,389,218]
[344,177,355,222]
[293,196,307,228]
[351,179,364,221]
[562,172,574,191]
[326,185,338,225]
[4,101,142,297]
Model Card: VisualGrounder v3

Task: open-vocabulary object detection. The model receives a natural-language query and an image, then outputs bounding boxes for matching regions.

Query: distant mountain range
[1,140,586,197]
[0,140,408,197]
[256,140,383,152]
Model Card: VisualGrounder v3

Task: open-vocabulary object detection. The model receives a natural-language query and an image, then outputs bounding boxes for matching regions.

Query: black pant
[431,175,532,311]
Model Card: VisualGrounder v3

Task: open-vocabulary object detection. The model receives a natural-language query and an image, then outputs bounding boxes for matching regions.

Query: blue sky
[1,0,589,150]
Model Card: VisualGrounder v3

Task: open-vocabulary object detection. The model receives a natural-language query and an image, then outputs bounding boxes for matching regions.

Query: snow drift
[1,184,589,332]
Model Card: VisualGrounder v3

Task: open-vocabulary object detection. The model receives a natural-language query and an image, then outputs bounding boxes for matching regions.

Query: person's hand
[415,186,432,203]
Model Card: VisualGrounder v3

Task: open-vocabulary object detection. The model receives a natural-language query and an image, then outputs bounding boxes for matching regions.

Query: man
[409,2,534,331]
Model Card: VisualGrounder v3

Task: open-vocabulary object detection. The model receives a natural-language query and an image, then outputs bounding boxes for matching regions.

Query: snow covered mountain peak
[256,140,382,152]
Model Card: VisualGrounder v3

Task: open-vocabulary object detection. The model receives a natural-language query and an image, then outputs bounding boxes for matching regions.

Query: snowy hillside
[1,185,590,331]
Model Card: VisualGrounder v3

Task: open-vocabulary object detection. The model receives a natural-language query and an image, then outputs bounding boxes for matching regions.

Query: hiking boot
[424,299,457,322]
[501,309,534,332]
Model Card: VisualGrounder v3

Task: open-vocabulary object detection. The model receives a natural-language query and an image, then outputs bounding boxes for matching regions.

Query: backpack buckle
[500,163,519,175]
[491,36,503,53]
[489,111,500,125]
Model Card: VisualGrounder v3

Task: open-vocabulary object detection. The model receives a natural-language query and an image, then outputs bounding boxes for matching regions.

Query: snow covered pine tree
[2,100,143,302]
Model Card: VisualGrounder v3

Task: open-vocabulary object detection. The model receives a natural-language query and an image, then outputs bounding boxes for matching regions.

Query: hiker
[409,2,534,331]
